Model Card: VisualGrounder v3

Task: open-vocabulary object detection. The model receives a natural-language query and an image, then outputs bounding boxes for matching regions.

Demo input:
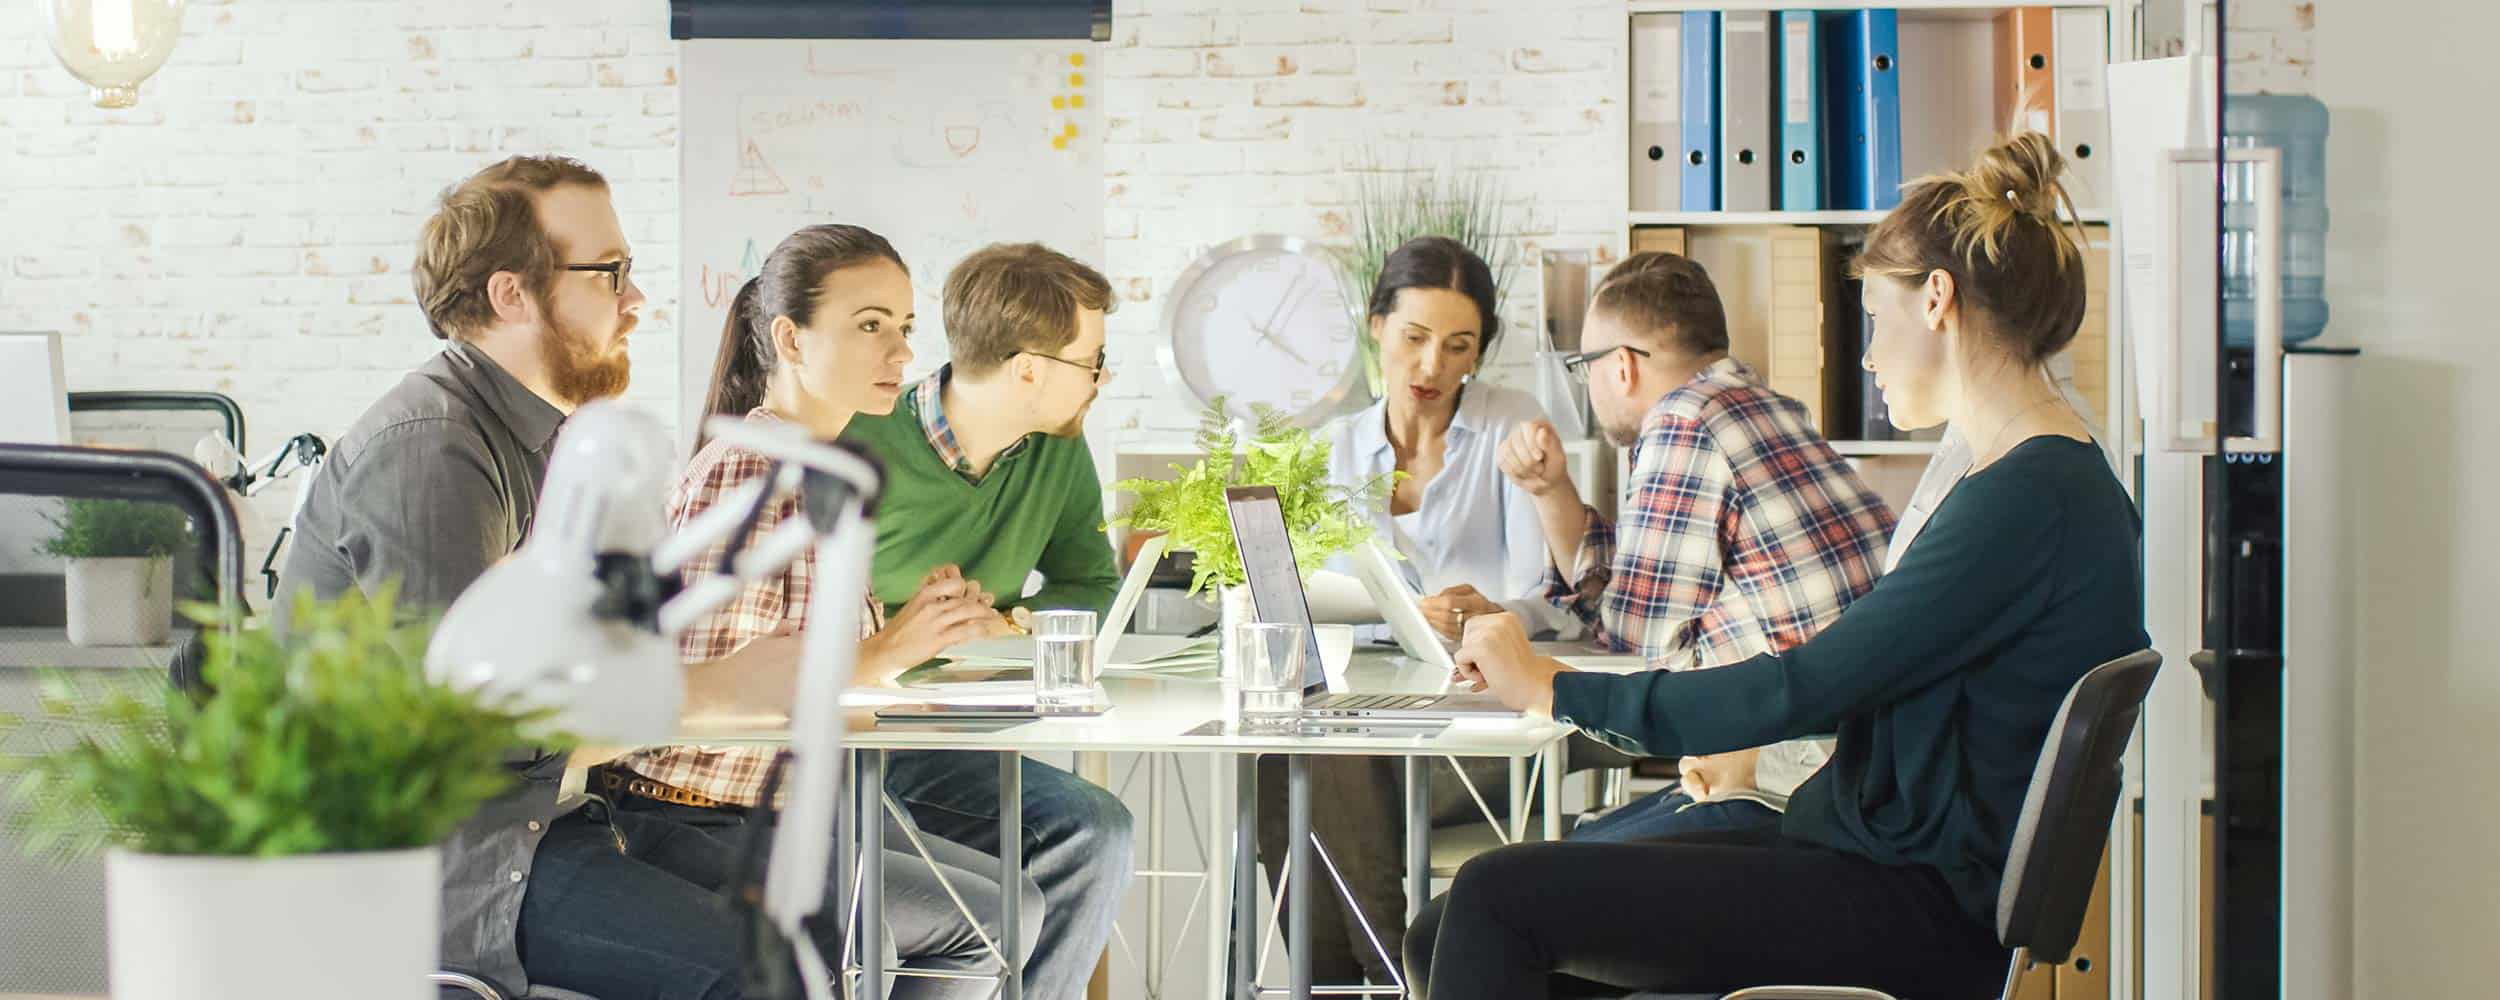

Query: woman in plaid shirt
[612,225,1039,998]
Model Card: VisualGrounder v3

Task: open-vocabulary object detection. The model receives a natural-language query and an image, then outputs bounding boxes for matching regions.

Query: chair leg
[430,970,509,1000]
[1998,946,2033,1000]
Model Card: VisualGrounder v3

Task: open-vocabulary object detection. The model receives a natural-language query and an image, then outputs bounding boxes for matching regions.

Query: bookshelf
[1619,0,2128,513]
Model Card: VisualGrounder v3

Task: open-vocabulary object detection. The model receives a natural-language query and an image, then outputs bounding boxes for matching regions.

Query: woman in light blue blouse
[1324,235,1573,640]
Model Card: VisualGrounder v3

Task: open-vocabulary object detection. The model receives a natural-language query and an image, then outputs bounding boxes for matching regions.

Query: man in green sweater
[839,241,1131,1000]
[841,240,1121,617]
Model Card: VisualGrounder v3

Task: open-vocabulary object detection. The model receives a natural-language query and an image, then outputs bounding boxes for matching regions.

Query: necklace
[1979,394,2062,461]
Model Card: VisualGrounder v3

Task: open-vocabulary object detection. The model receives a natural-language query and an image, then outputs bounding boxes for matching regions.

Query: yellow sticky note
[1071,94,1086,109]
[1069,53,1086,68]
[1069,72,1086,87]
[1051,135,1069,150]
[1063,123,1078,137]
[1051,96,1067,110]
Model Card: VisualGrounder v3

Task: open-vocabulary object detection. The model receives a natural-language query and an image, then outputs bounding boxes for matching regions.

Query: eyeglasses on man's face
[1557,343,1651,383]
[1024,347,1109,386]
[563,257,634,296]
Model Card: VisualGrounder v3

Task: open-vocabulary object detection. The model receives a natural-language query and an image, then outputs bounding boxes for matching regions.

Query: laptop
[938,533,1212,667]
[1223,486,1515,722]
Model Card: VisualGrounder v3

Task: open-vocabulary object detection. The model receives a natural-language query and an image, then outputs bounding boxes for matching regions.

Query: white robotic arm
[425,401,879,1000]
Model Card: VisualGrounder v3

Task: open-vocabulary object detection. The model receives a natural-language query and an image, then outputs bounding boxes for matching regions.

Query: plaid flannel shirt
[1544,360,1895,804]
[618,408,884,808]
[1548,358,1895,669]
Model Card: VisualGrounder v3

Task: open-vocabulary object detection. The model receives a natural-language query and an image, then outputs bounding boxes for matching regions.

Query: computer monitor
[0,332,69,445]
[1222,485,1329,696]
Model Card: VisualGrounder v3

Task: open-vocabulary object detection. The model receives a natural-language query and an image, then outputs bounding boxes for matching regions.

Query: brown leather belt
[595,767,730,810]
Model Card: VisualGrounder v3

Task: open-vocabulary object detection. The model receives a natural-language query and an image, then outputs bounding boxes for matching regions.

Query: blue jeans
[1566,788,1783,843]
[885,750,1136,1000]
[518,805,805,1000]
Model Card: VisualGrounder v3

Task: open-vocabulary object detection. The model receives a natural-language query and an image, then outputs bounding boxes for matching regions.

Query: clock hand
[1262,274,1303,335]
[1236,308,1314,366]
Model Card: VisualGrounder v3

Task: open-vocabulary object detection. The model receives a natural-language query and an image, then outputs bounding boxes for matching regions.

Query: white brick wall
[1,0,682,563]
[1092,0,1631,444]
[3,0,2317,568]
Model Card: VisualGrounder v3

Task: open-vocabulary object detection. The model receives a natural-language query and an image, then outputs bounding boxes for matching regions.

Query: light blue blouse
[1323,382,1578,638]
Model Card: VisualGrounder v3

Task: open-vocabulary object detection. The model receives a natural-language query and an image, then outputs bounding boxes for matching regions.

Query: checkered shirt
[617,408,884,808]
[1547,358,1897,671]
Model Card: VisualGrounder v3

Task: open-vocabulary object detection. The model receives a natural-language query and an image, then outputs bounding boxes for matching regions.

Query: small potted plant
[39,498,192,647]
[1,589,552,1000]
[1112,403,1392,673]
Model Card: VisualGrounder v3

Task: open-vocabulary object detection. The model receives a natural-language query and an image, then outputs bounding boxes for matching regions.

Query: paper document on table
[1305,569,1383,624]
[844,681,1036,707]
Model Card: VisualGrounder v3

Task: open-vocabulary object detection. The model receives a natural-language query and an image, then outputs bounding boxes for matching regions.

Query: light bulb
[37,0,188,109]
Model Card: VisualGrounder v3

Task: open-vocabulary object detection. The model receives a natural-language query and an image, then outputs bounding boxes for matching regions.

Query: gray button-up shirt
[274,340,569,991]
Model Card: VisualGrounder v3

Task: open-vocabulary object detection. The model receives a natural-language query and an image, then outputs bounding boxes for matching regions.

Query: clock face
[1165,238,1359,425]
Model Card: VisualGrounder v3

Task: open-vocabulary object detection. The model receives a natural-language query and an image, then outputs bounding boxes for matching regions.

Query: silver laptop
[1223,487,1515,722]
[938,533,1210,667]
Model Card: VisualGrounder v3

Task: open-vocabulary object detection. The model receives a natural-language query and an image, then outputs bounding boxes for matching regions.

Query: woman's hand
[1677,748,1762,803]
[855,566,1008,686]
[1450,612,1571,718]
[1418,583,1505,641]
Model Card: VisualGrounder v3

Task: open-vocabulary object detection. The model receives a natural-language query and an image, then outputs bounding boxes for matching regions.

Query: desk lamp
[426,402,880,1000]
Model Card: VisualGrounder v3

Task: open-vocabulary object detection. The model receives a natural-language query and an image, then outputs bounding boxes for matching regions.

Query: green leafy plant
[0,588,557,858]
[38,498,190,560]
[1111,401,1395,595]
[1329,163,1521,396]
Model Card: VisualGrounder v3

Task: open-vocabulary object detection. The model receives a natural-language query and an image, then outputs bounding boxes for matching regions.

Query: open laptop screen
[1222,485,1329,696]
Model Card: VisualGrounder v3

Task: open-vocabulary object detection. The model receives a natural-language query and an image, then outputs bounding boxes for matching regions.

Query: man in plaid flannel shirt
[1498,252,1897,842]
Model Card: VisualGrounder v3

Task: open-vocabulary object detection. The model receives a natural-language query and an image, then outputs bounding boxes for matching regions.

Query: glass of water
[1232,622,1306,731]
[1031,609,1099,710]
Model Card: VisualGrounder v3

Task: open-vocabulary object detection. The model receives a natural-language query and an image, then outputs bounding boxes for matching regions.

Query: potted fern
[40,498,191,647]
[1,589,550,1000]
[1112,403,1391,682]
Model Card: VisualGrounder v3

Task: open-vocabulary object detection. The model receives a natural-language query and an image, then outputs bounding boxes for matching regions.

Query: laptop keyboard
[1309,693,1445,711]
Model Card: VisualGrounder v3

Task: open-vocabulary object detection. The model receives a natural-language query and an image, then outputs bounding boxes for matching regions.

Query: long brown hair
[1854,132,2088,366]
[702,224,908,421]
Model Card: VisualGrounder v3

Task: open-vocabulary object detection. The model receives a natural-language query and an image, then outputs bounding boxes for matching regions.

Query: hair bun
[1964,131,2068,223]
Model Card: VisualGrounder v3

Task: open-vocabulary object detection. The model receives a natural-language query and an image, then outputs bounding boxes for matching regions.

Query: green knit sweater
[839,386,1120,616]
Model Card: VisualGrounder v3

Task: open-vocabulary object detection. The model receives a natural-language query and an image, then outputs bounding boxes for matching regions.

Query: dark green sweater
[1551,436,2147,921]
[839,388,1120,616]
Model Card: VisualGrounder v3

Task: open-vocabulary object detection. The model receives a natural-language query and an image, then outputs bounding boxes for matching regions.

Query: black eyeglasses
[563,257,634,296]
[1558,343,1651,382]
[1024,348,1109,385]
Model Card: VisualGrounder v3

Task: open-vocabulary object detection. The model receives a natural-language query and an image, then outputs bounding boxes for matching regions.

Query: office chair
[1625,649,2163,1000]
[0,445,245,995]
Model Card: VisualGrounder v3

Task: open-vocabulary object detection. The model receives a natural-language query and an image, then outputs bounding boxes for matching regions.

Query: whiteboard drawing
[728,140,788,198]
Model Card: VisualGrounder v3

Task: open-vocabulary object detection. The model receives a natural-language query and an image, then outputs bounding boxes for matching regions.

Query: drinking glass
[1032,609,1099,710]
[1232,622,1306,731]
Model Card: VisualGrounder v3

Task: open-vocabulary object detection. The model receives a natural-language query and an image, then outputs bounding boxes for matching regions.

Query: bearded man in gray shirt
[277,156,802,999]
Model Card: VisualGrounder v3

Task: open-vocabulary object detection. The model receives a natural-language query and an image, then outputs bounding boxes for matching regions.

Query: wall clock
[1160,234,1362,427]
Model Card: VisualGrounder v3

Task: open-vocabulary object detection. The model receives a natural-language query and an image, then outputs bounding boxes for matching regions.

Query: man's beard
[542,310,634,406]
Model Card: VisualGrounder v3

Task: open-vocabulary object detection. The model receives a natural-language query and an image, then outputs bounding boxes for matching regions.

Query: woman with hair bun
[1400,133,2151,1000]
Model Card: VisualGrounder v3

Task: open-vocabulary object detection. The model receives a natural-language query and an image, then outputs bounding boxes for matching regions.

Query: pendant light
[36,0,188,109]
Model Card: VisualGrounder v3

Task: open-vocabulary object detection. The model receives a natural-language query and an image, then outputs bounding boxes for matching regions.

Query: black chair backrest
[0,443,246,690]
[1996,649,2162,963]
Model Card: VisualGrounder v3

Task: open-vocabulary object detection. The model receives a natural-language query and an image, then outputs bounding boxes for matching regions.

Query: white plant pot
[107,846,440,1000]
[1216,583,1254,691]
[64,556,172,647]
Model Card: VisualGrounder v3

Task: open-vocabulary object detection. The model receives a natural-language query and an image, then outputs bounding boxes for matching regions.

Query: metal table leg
[1001,752,1025,1000]
[860,749,886,1000]
[1147,752,1167,991]
[1543,742,1566,841]
[1404,755,1428,923]
[1508,755,1529,843]
[1288,754,1312,1000]
[1210,752,1238,1000]
[1233,754,1259,999]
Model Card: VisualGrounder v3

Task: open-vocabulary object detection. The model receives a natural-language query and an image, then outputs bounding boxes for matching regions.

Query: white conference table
[683,642,1642,1000]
